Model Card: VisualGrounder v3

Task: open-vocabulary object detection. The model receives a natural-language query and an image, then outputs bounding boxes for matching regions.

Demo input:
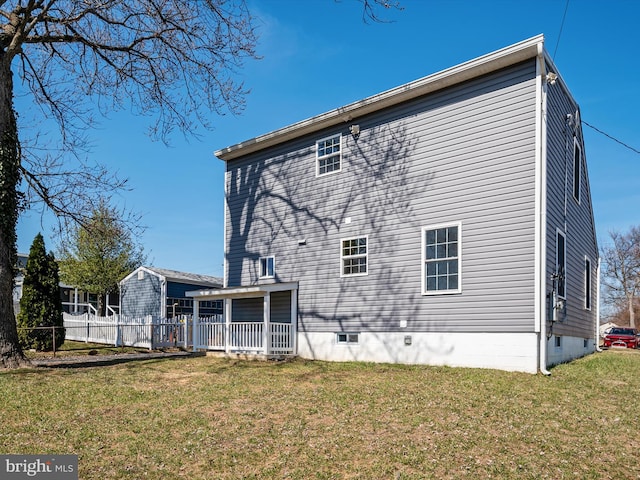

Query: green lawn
[1,350,638,479]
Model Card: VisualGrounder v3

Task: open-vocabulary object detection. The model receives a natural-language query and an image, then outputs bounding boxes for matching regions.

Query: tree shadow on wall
[298,122,454,363]
[225,121,452,363]
[225,144,341,285]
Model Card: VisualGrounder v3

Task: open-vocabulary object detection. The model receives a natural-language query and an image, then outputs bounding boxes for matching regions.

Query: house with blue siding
[189,35,599,373]
[120,266,222,319]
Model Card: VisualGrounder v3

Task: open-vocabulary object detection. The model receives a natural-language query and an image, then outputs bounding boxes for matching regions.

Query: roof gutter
[216,34,545,161]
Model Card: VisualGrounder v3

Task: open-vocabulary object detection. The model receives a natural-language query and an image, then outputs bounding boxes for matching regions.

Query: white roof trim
[120,266,163,284]
[186,281,299,299]
[216,35,545,161]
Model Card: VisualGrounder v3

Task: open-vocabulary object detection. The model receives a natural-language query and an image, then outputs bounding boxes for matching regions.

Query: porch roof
[186,282,299,300]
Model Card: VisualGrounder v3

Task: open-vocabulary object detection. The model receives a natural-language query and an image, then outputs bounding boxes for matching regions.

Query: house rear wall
[225,60,540,337]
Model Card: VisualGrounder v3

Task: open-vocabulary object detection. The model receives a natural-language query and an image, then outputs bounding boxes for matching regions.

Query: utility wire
[553,0,570,60]
[582,120,640,155]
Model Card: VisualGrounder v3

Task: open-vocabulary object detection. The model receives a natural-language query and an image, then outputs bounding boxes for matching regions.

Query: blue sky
[16,0,640,277]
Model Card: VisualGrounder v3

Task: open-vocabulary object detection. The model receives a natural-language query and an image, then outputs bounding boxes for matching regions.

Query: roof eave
[216,34,545,162]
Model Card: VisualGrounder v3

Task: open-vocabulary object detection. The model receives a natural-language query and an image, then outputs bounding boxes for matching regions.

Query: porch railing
[193,318,294,354]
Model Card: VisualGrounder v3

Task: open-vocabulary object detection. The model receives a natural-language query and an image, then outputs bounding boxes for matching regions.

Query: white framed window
[422,223,461,294]
[336,332,359,345]
[341,236,368,276]
[584,256,592,310]
[573,137,582,204]
[316,134,342,176]
[556,230,566,299]
[259,256,275,279]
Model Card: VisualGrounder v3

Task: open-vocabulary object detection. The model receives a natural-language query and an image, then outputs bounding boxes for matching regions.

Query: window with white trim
[316,134,341,176]
[584,257,592,310]
[341,236,367,276]
[573,137,582,203]
[556,230,566,299]
[259,256,275,278]
[422,223,461,294]
[337,332,359,344]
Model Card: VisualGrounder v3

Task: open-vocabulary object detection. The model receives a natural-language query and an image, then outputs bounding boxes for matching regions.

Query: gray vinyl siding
[225,60,538,334]
[544,70,599,338]
[120,271,162,318]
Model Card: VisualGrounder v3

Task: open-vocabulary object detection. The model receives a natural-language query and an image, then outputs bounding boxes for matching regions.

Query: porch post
[224,298,231,354]
[291,288,297,355]
[263,292,271,355]
[192,299,199,352]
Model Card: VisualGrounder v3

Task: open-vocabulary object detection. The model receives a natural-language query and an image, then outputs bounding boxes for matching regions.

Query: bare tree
[0,0,403,368]
[0,0,258,368]
[601,227,640,329]
[356,0,404,23]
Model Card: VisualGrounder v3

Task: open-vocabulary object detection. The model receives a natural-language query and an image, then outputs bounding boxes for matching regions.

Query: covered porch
[187,282,298,356]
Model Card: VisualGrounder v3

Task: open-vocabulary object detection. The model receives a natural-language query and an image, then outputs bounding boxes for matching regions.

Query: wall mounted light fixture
[349,124,360,138]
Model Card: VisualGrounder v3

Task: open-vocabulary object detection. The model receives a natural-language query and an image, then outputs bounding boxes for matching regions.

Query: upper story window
[316,134,342,176]
[573,137,582,203]
[556,230,566,299]
[341,236,367,276]
[422,223,461,295]
[259,256,275,279]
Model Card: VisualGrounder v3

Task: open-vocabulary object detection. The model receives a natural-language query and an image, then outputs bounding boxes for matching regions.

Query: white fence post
[147,315,153,350]
[192,301,199,352]
[291,288,297,355]
[182,316,188,349]
[263,292,271,355]
[115,314,122,347]
[224,298,231,354]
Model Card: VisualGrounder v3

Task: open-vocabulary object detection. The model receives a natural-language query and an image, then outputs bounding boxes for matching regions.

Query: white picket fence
[63,313,185,349]
[63,313,294,354]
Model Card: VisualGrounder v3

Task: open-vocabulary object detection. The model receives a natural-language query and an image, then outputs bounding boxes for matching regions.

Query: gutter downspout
[596,257,603,352]
[536,43,552,376]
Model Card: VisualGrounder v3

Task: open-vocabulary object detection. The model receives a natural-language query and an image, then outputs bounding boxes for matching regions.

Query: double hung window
[422,223,461,294]
[316,134,341,176]
[341,237,367,276]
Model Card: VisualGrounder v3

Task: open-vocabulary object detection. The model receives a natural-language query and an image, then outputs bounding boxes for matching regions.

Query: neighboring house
[599,322,618,338]
[13,252,118,315]
[11,253,28,314]
[120,266,223,318]
[190,35,599,373]
[59,283,120,315]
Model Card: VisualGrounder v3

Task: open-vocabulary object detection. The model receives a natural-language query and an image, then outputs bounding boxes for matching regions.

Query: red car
[603,327,639,349]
